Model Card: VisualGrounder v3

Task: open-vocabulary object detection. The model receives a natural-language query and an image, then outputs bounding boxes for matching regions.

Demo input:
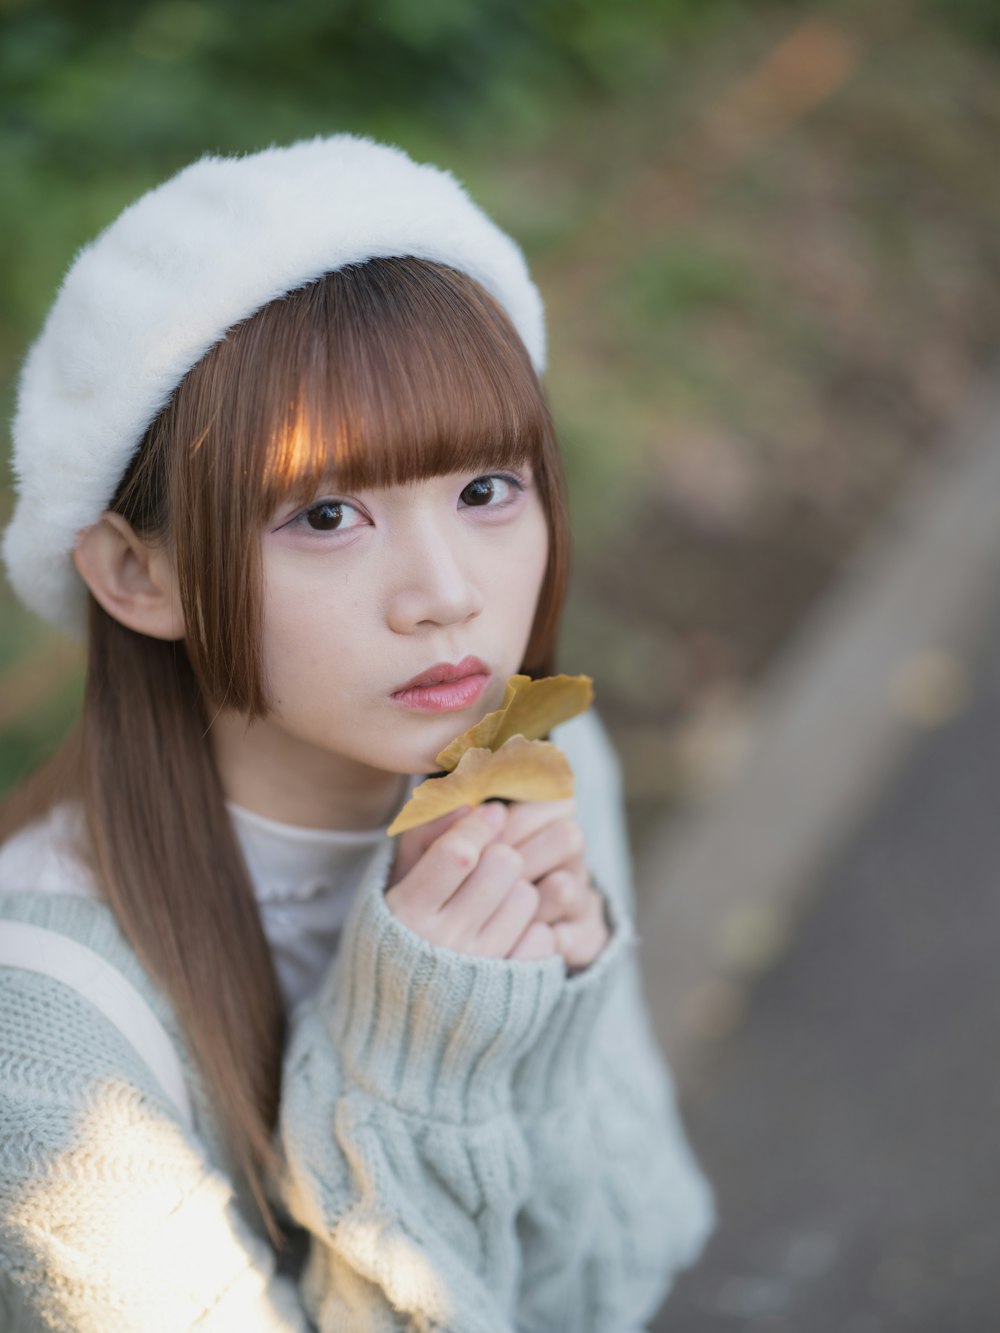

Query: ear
[73,513,185,642]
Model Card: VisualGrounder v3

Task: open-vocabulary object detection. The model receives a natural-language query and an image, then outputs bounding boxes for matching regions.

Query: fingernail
[481,802,506,827]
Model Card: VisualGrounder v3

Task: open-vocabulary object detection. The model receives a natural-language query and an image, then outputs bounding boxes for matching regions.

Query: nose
[384,525,484,634]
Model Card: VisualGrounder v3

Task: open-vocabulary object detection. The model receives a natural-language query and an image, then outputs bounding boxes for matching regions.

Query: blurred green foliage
[3,0,989,358]
[627,246,756,316]
[1,0,735,191]
[2,0,988,350]
[0,667,83,791]
[930,0,1000,47]
[0,0,752,387]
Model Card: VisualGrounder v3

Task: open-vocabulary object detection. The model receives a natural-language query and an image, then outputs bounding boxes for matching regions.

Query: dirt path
[651,550,1000,1331]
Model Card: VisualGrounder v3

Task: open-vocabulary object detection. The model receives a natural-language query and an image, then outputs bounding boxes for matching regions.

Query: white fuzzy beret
[2,132,546,639]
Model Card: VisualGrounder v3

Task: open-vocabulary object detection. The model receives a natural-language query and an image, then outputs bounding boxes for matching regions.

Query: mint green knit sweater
[0,712,713,1331]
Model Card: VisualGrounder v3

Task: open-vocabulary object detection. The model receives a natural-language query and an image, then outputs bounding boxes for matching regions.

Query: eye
[459,473,523,509]
[291,499,366,534]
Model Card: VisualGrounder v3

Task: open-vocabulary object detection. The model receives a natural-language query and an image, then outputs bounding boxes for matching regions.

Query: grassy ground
[3,4,1000,847]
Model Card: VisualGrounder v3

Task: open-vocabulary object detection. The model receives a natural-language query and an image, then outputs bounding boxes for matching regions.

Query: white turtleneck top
[224,779,419,1011]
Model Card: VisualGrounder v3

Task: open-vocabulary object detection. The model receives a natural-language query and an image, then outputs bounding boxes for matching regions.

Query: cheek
[481,500,549,644]
[511,500,550,608]
[259,559,369,707]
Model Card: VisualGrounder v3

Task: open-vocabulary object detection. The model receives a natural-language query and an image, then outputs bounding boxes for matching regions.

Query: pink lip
[391,674,490,713]
[391,656,492,714]
[393,655,490,692]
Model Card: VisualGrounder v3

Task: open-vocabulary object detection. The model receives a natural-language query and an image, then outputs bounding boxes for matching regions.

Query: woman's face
[251,462,550,786]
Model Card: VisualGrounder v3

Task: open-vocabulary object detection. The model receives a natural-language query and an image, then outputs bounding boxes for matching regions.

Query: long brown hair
[0,257,570,1247]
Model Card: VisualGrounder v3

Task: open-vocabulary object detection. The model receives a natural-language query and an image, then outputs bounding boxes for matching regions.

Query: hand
[496,798,611,974]
[386,803,559,961]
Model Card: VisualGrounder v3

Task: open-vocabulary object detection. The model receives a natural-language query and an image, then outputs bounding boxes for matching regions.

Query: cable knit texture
[0,711,714,1330]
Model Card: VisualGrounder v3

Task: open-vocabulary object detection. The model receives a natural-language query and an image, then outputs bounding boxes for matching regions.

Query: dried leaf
[434,672,594,772]
[386,736,574,836]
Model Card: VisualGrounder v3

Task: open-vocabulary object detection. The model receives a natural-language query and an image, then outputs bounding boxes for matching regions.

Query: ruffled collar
[225,775,417,905]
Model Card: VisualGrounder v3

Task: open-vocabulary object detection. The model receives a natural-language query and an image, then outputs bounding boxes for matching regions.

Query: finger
[473,878,541,959]
[510,817,585,884]
[434,841,526,944]
[553,911,608,972]
[397,803,508,912]
[390,803,473,885]
[497,797,575,848]
[534,868,583,926]
[508,920,558,961]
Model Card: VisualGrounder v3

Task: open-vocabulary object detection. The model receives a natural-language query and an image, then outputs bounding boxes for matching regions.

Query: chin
[403,730,459,777]
[388,708,488,776]
[410,747,449,777]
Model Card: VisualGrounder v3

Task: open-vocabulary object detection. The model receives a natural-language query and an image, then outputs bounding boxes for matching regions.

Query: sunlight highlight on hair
[253,259,545,519]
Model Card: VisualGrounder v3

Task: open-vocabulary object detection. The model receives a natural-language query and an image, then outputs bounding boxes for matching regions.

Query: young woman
[0,134,713,1331]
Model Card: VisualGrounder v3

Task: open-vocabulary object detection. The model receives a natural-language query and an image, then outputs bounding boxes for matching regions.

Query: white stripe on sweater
[0,920,193,1131]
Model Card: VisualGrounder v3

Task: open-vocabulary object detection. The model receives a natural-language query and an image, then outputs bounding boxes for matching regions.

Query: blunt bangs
[236,258,550,518]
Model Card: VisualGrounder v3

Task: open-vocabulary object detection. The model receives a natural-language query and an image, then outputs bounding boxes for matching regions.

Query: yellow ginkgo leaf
[386,735,575,836]
[434,672,594,772]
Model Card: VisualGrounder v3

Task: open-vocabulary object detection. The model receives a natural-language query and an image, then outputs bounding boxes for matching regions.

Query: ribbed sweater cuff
[317,840,569,1124]
[511,879,637,1114]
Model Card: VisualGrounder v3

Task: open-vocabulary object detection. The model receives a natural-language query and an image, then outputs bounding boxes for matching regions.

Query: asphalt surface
[649,582,1000,1331]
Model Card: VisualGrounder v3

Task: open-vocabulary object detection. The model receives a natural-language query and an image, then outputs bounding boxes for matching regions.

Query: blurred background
[3,0,1000,1327]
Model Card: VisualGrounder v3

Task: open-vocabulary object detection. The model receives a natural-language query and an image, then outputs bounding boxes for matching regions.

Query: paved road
[650,582,1000,1331]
